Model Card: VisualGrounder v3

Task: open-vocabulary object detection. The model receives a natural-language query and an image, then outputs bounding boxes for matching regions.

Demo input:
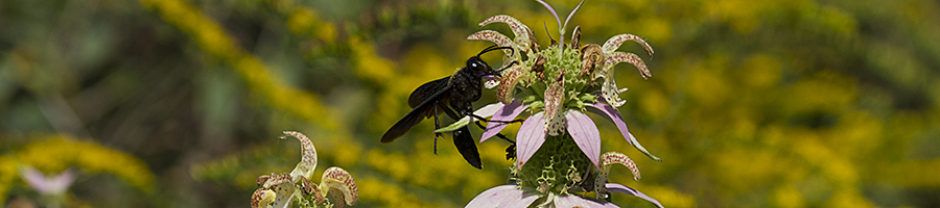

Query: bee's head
[467,45,514,77]
[466,56,493,76]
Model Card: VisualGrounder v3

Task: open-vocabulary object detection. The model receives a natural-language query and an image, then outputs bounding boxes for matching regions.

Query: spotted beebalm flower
[449,0,666,207]
[251,131,358,208]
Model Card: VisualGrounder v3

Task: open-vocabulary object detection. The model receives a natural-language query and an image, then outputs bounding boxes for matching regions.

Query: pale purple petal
[475,103,504,118]
[516,112,547,168]
[605,183,664,208]
[587,103,661,161]
[552,194,619,208]
[466,185,539,208]
[20,167,75,195]
[565,110,601,167]
[481,99,527,143]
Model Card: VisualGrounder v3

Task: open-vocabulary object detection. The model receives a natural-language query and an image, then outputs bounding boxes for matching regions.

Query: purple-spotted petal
[516,112,547,168]
[602,34,655,56]
[259,173,293,189]
[251,189,276,208]
[479,15,533,53]
[281,131,318,181]
[481,99,527,143]
[252,173,294,208]
[467,30,515,55]
[485,79,499,89]
[552,193,619,208]
[544,79,566,136]
[601,152,641,181]
[599,69,627,107]
[605,183,664,208]
[565,110,601,167]
[483,75,499,89]
[20,167,75,195]
[497,63,526,104]
[321,167,358,206]
[587,103,661,161]
[606,51,651,79]
[479,15,529,40]
[466,185,539,208]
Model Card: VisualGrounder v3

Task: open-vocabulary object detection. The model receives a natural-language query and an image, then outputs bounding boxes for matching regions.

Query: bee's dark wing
[408,76,450,108]
[453,126,482,169]
[381,79,453,143]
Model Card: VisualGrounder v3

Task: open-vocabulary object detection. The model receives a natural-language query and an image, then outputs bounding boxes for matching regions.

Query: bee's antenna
[478,45,515,57]
[496,61,519,74]
[480,44,498,56]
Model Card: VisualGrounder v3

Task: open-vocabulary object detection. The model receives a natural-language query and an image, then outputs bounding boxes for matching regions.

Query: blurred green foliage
[2,0,939,207]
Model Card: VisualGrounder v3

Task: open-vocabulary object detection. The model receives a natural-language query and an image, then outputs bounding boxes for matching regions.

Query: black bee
[381,45,514,169]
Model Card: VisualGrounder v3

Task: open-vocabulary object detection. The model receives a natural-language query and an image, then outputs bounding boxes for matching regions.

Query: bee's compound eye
[471,62,478,68]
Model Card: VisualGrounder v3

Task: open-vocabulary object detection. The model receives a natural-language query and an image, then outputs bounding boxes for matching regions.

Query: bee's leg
[433,105,440,155]
[465,105,475,129]
[471,114,524,144]
[436,103,461,120]
[435,103,465,148]
[471,114,524,125]
[473,120,515,143]
[505,144,516,160]
[471,115,517,160]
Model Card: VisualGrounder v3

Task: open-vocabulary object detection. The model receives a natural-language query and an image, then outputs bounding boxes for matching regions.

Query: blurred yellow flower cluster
[0,134,154,204]
[139,0,338,131]
[0,156,17,204]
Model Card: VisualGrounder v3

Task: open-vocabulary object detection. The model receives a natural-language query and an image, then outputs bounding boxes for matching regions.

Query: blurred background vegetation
[1,0,939,207]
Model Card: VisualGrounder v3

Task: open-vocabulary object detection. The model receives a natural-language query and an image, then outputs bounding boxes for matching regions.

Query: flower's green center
[525,45,599,111]
[540,45,581,85]
[514,133,593,195]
